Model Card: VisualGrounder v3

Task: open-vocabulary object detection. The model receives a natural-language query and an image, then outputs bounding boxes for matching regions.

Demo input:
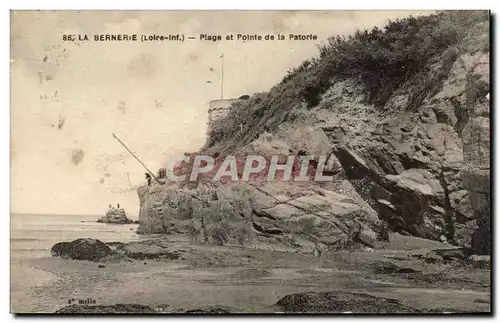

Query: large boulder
[276,291,418,313]
[333,145,447,240]
[255,185,379,248]
[98,208,133,224]
[117,241,181,260]
[51,238,112,261]
[383,169,445,239]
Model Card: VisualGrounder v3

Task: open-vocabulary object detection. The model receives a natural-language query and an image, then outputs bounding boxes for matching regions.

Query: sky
[10,10,434,216]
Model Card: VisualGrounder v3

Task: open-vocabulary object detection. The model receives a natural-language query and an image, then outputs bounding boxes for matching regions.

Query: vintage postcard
[10,10,491,314]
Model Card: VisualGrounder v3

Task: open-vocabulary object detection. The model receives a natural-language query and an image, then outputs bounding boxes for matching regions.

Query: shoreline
[11,232,491,314]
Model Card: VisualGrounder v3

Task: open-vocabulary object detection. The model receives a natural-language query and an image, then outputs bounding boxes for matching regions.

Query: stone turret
[207,98,242,135]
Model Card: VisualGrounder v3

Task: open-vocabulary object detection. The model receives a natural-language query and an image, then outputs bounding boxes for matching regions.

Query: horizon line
[10,212,139,218]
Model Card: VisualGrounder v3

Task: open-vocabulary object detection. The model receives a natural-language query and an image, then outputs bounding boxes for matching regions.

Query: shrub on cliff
[307,10,488,108]
[205,11,489,152]
[206,92,269,151]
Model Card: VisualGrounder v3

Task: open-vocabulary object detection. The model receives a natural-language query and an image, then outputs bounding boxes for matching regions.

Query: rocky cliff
[137,180,383,251]
[137,11,490,254]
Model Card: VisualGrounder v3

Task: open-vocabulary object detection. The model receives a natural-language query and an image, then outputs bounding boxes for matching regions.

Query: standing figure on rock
[145,173,152,186]
[157,168,167,185]
[378,221,390,242]
[313,245,322,258]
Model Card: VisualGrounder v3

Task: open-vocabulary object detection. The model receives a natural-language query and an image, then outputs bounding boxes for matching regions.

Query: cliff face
[137,180,382,251]
[325,50,490,246]
[137,186,166,234]
[459,56,490,254]
[137,11,490,253]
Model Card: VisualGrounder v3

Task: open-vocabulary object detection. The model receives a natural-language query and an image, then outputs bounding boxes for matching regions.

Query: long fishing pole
[112,133,161,184]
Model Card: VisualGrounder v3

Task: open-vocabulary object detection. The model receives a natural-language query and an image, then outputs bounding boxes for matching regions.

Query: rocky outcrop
[55,304,156,314]
[137,186,167,234]
[51,238,185,262]
[324,50,490,245]
[457,52,490,255]
[51,238,113,261]
[333,145,448,240]
[250,182,380,249]
[135,13,489,250]
[136,181,381,251]
[117,241,181,260]
[137,183,255,244]
[98,208,133,224]
[184,305,237,314]
[276,291,418,313]
[468,255,490,269]
[137,51,489,247]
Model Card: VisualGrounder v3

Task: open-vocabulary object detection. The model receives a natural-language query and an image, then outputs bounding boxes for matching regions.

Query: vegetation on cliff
[206,11,489,153]
[141,10,489,251]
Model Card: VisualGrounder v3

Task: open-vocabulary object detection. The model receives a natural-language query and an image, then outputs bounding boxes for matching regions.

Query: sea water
[10,213,144,313]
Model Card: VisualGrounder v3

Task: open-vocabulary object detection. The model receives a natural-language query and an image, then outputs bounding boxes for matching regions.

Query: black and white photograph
[9,9,491,314]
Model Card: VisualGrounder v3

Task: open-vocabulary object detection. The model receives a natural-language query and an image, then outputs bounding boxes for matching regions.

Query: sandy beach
[11,219,491,313]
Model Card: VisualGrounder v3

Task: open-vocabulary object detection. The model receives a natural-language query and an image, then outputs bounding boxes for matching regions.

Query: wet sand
[11,234,491,313]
